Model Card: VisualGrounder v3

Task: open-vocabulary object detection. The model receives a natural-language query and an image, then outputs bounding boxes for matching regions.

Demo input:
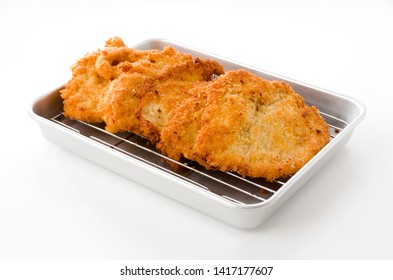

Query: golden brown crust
[157,86,208,163]
[98,47,224,137]
[61,37,330,180]
[60,36,128,123]
[138,80,202,143]
[98,72,149,133]
[137,58,224,142]
[60,50,107,123]
[158,70,330,181]
[60,37,213,129]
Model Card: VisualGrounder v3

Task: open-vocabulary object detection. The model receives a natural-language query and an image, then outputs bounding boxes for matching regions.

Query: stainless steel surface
[48,110,344,206]
[30,39,365,228]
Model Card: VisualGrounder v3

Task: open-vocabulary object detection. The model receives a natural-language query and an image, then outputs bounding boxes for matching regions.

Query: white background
[0,0,392,260]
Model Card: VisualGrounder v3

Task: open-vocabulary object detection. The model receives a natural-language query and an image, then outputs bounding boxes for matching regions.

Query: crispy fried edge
[159,69,330,180]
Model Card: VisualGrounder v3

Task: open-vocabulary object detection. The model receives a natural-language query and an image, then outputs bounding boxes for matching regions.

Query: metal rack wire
[50,111,346,205]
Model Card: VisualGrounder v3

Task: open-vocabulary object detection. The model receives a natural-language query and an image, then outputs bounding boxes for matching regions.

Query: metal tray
[29,39,366,228]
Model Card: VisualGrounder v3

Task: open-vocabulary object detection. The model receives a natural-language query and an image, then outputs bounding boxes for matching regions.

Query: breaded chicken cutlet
[158,70,330,181]
[60,37,127,123]
[61,37,330,181]
[100,57,224,142]
[61,37,224,137]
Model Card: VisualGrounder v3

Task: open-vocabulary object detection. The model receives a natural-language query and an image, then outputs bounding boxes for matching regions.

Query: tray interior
[31,39,362,207]
[34,88,346,206]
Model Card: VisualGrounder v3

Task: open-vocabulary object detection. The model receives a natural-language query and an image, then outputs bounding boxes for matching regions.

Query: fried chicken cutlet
[60,37,127,123]
[158,70,330,181]
[61,37,197,124]
[99,57,224,142]
[61,38,329,181]
[136,58,224,142]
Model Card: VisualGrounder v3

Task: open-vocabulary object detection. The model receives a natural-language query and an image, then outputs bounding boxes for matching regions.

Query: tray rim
[133,38,366,120]
[28,38,366,226]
